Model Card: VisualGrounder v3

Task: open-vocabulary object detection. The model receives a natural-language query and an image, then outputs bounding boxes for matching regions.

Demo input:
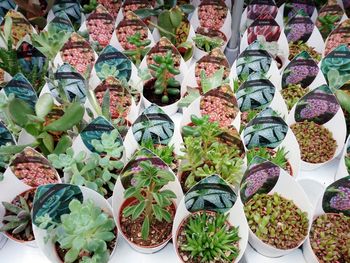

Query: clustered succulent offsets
[289,42,322,62]
[316,7,343,40]
[287,23,314,43]
[310,213,350,263]
[285,65,319,85]
[11,149,59,187]
[281,84,309,111]
[177,212,240,263]
[200,85,238,127]
[299,98,339,120]
[291,121,337,163]
[244,165,280,197]
[244,192,309,249]
[0,188,35,241]
[87,10,114,47]
[198,1,227,30]
[61,34,95,75]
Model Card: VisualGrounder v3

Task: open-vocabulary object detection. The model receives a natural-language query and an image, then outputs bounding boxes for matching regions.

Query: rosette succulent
[177,212,240,262]
[244,192,309,249]
[310,213,350,262]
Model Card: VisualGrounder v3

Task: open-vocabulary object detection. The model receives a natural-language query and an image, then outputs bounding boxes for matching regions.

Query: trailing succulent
[123,32,151,66]
[180,115,243,190]
[48,130,124,198]
[149,50,181,104]
[37,199,116,263]
[122,161,176,240]
[0,189,34,241]
[310,213,350,262]
[247,147,289,171]
[192,34,224,53]
[0,94,84,157]
[244,192,309,249]
[291,120,337,163]
[281,84,309,111]
[178,212,240,262]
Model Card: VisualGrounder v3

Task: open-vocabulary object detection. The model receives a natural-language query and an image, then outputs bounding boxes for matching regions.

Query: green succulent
[99,64,119,80]
[123,32,151,66]
[48,130,124,197]
[179,212,240,262]
[317,14,341,39]
[345,154,350,173]
[141,139,176,168]
[281,84,309,111]
[0,189,34,241]
[123,161,176,240]
[56,199,115,263]
[247,147,289,170]
[83,0,98,13]
[149,50,181,104]
[192,34,224,52]
[180,115,243,190]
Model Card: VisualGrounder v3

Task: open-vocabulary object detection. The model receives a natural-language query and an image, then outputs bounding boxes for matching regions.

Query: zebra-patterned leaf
[237,78,275,112]
[3,73,37,109]
[240,157,280,204]
[81,116,122,153]
[236,41,272,81]
[185,174,237,213]
[33,184,83,228]
[132,104,174,145]
[243,108,288,149]
[0,121,15,146]
[48,63,86,104]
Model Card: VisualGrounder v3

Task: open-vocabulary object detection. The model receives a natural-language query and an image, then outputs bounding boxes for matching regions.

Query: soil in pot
[143,78,181,107]
[198,0,227,30]
[11,148,59,187]
[176,211,240,263]
[310,213,350,263]
[244,192,309,250]
[1,188,35,242]
[98,0,121,19]
[119,197,175,247]
[116,15,148,50]
[281,84,310,111]
[55,227,118,262]
[291,120,337,164]
[288,42,321,62]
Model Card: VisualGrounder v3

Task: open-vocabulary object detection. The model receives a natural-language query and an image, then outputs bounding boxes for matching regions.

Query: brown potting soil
[120,200,175,247]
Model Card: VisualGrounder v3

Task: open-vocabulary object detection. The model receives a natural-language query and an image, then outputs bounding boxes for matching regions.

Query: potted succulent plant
[192,29,225,59]
[281,84,309,111]
[316,4,343,40]
[143,43,182,112]
[48,130,124,199]
[309,213,350,262]
[0,188,35,243]
[288,41,321,62]
[197,0,228,31]
[244,192,309,250]
[0,93,84,157]
[179,114,244,192]
[173,174,249,263]
[33,184,117,263]
[118,160,177,252]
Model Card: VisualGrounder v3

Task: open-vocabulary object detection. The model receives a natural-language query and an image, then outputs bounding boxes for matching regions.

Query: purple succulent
[286,65,318,84]
[300,98,339,119]
[287,23,314,42]
[245,166,280,197]
[330,187,350,211]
